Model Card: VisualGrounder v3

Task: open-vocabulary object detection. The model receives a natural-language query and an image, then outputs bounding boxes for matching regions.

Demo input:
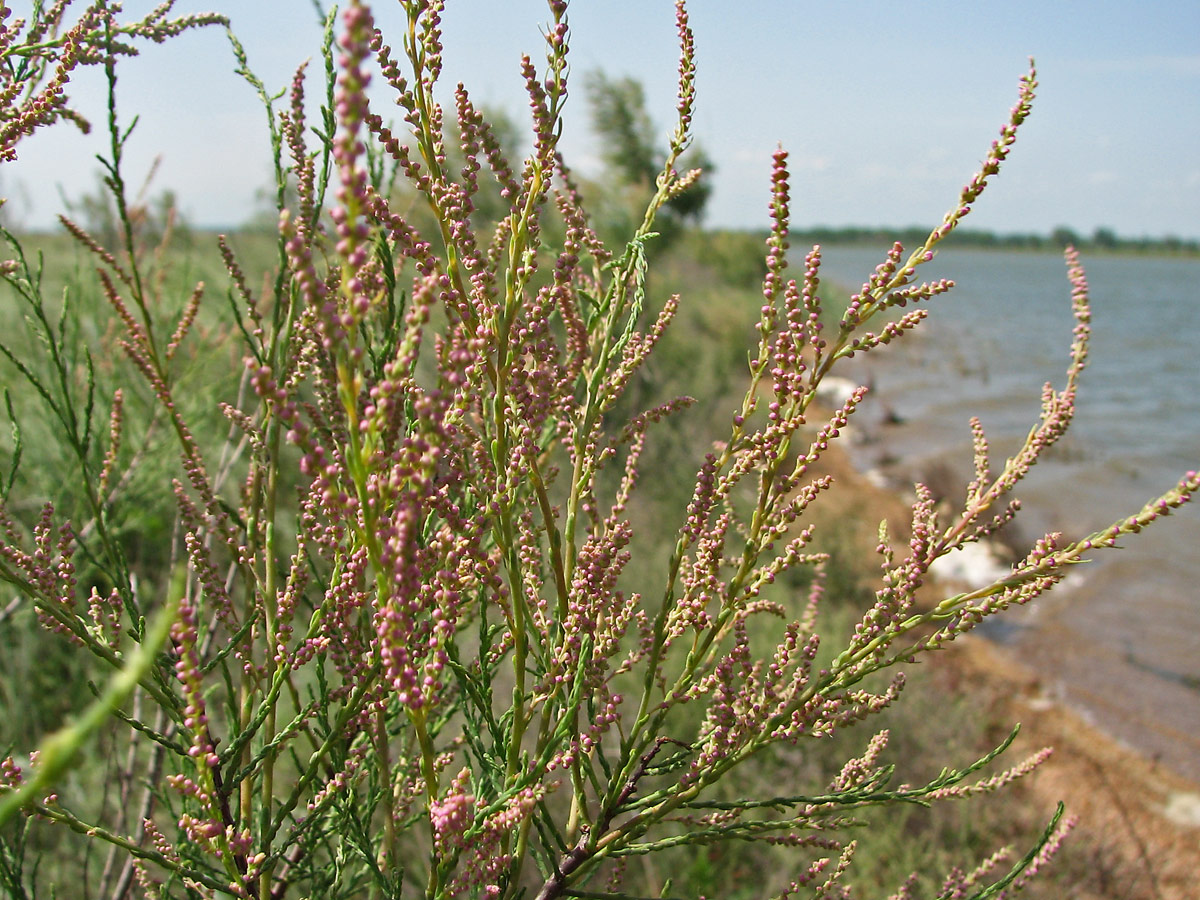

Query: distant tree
[585,72,659,188]
[584,70,713,237]
[1092,226,1118,249]
[1051,225,1080,248]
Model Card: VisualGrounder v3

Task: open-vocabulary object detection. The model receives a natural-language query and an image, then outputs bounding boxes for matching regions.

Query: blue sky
[4,0,1198,238]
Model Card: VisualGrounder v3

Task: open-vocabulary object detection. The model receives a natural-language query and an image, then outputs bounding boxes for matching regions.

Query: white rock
[815,376,861,408]
[864,467,891,489]
[1164,792,1200,827]
[929,541,1011,590]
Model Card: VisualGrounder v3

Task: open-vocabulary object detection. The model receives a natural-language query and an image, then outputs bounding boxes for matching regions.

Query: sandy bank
[803,421,1200,900]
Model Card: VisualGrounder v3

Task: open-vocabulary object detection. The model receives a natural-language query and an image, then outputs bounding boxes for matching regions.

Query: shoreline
[805,420,1200,899]
[944,635,1200,900]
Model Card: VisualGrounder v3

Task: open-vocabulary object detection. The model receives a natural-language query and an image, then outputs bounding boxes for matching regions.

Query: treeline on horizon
[757,224,1200,256]
[17,217,1198,260]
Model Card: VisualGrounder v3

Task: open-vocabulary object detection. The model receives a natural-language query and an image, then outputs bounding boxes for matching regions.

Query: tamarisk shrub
[1,1,1196,897]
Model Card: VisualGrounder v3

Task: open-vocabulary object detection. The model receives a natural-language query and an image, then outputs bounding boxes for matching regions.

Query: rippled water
[815,245,1200,782]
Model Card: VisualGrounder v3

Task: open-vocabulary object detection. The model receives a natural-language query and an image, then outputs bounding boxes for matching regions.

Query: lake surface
[815,246,1200,782]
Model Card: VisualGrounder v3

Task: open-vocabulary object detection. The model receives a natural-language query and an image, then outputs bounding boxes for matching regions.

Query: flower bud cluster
[0,755,22,790]
[85,585,124,649]
[170,591,218,771]
[672,1,696,145]
[429,767,475,856]
[308,744,369,814]
[0,504,83,646]
[0,4,105,162]
[327,2,377,346]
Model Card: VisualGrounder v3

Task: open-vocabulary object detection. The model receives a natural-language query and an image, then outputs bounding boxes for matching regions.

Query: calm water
[816,246,1200,782]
